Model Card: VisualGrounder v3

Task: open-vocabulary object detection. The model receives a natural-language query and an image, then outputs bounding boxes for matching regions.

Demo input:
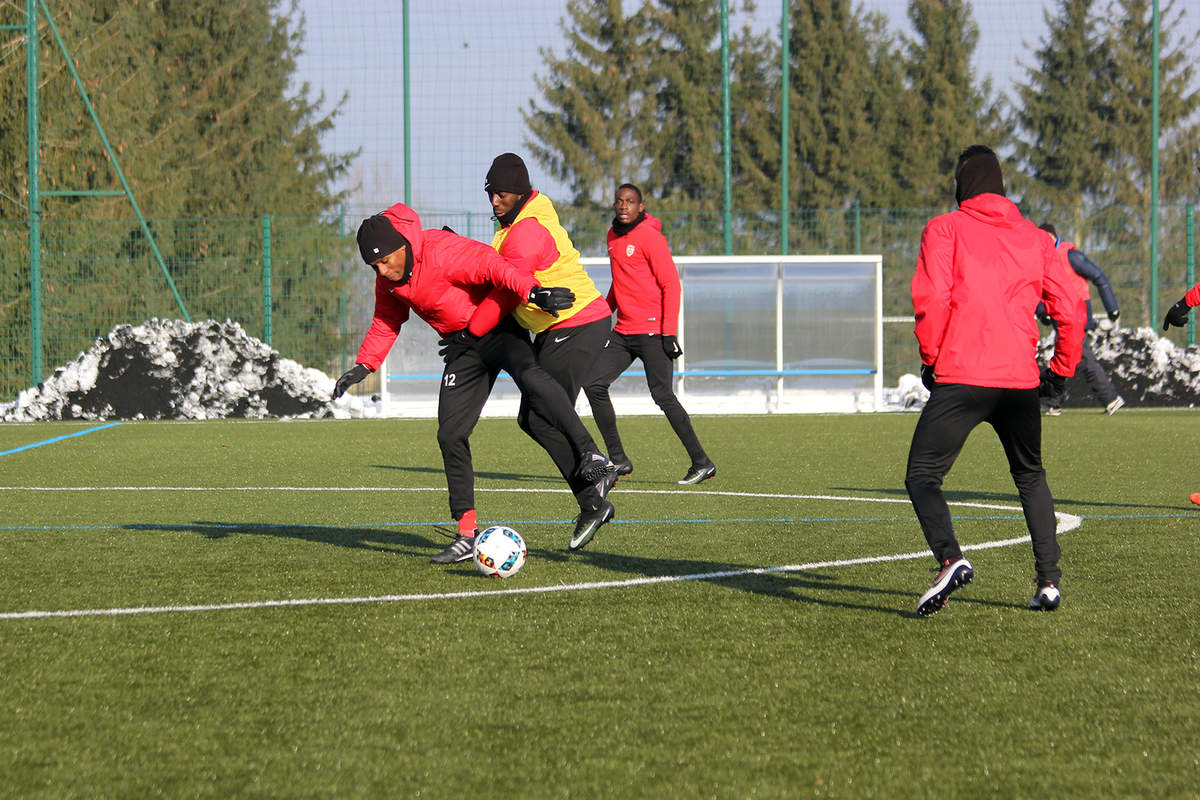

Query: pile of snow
[2,320,1198,422]
[896,327,1200,412]
[1042,326,1200,408]
[0,319,342,421]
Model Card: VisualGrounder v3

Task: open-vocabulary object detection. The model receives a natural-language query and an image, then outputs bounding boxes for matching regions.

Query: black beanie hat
[484,153,532,195]
[954,145,1006,204]
[357,214,409,265]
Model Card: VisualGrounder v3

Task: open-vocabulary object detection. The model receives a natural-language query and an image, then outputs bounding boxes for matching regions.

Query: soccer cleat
[916,557,974,617]
[1045,406,1062,416]
[1190,492,1200,507]
[612,457,634,477]
[1029,581,1061,611]
[577,451,617,483]
[1103,396,1125,415]
[569,500,615,551]
[677,462,716,485]
[430,533,477,564]
[596,468,620,500]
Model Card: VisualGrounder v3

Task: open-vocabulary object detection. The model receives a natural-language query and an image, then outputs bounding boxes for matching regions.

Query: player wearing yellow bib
[460,154,618,551]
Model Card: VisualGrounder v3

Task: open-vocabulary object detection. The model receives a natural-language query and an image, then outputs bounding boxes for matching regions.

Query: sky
[291,0,1198,220]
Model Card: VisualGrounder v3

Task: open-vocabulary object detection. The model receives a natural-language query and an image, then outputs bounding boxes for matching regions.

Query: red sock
[458,509,477,537]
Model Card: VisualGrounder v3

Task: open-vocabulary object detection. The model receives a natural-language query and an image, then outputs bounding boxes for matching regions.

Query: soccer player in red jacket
[331,202,613,564]
[1162,280,1200,505]
[907,145,1084,616]
[582,183,715,485]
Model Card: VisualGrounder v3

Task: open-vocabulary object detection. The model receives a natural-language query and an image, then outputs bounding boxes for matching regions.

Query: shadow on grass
[120,520,452,558]
[831,485,1183,513]
[370,463,564,484]
[556,549,1022,618]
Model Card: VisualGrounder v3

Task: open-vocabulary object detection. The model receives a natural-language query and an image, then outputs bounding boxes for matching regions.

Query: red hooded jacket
[1185,282,1200,307]
[912,193,1083,388]
[354,203,540,370]
[605,213,682,336]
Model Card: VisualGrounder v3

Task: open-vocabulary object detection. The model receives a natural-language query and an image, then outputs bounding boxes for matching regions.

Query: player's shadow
[371,463,563,484]
[830,485,1186,513]
[120,520,453,558]
[540,549,1022,617]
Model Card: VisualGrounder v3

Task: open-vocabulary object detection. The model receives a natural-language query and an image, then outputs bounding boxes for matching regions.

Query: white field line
[0,489,1082,621]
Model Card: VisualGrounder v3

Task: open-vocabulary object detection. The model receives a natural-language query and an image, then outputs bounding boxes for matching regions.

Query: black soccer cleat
[569,500,615,551]
[596,468,620,500]
[677,462,716,485]
[611,457,634,477]
[577,451,617,483]
[430,533,477,564]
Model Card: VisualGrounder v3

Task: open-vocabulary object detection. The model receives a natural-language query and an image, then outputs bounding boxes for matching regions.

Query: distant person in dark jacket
[907,145,1084,616]
[1036,223,1124,415]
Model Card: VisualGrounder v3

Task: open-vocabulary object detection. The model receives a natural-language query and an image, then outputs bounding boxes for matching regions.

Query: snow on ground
[1,320,1198,422]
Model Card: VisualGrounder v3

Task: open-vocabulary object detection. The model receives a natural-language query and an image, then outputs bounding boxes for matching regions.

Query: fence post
[262,215,272,347]
[1188,203,1195,347]
[853,199,861,253]
[26,0,42,385]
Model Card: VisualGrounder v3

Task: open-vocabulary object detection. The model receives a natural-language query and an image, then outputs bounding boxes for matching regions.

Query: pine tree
[1101,0,1200,207]
[0,1,357,383]
[895,0,1004,208]
[639,0,726,208]
[522,0,652,208]
[727,17,782,213]
[786,0,896,210]
[1010,0,1112,207]
[0,0,353,222]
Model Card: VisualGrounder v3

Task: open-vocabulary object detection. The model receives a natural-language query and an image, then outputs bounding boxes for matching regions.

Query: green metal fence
[2,204,1196,403]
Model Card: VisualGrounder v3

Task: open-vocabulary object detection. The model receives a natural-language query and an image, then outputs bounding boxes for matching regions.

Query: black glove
[438,328,478,364]
[528,286,575,317]
[920,364,936,392]
[1162,297,1190,331]
[332,363,371,400]
[662,334,683,360]
[1038,367,1066,400]
[441,225,456,233]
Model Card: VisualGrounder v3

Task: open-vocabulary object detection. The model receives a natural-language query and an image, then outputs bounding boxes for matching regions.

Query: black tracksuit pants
[904,382,1062,584]
[519,316,614,512]
[582,331,709,468]
[437,316,601,520]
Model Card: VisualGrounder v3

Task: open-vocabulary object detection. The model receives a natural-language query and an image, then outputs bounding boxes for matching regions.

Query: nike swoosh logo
[554,335,570,343]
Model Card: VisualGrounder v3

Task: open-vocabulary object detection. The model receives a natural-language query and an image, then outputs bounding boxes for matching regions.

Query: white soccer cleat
[1029,582,1061,611]
[916,557,974,617]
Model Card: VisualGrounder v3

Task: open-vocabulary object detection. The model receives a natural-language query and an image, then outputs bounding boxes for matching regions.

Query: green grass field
[1,411,1198,798]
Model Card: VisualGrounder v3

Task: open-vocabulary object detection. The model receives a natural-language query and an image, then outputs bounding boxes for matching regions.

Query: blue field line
[0,422,124,457]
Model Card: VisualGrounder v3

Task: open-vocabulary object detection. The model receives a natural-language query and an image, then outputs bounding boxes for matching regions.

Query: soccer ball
[472,525,527,578]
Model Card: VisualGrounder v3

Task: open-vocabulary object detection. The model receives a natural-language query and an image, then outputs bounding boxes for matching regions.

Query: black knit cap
[954,145,1006,204]
[484,153,532,195]
[357,214,409,265]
